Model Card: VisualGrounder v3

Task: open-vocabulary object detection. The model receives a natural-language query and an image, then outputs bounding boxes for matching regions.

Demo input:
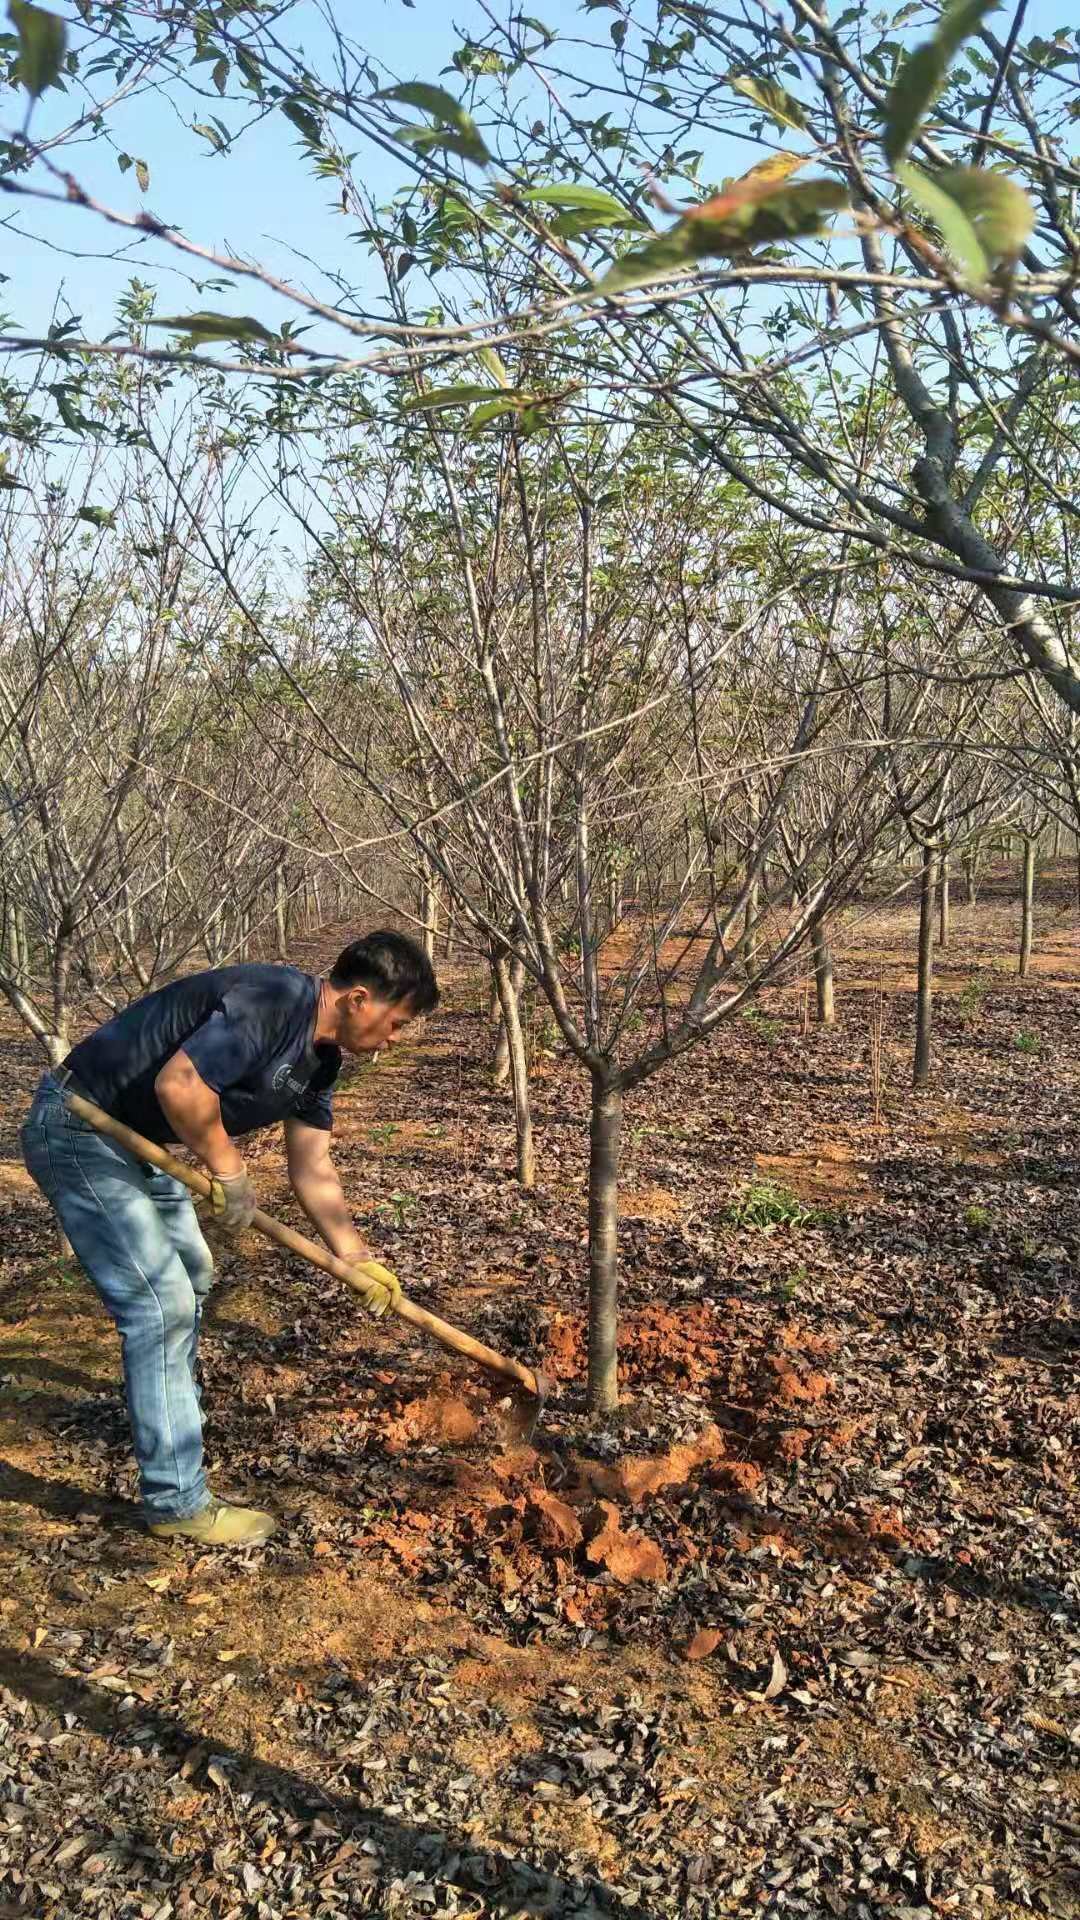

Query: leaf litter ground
[1,873,1080,1917]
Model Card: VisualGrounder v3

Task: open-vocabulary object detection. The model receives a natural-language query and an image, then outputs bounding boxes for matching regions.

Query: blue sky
[2,0,598,340]
[1,0,1072,347]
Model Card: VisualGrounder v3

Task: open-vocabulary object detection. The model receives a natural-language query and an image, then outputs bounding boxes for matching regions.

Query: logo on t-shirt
[272,1061,310,1099]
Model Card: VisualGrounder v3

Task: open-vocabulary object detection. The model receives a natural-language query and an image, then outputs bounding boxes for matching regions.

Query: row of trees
[2,353,1075,1403]
[2,0,1077,1405]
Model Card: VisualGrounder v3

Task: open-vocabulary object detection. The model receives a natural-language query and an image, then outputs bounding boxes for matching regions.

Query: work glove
[347,1258,402,1320]
[208,1169,258,1234]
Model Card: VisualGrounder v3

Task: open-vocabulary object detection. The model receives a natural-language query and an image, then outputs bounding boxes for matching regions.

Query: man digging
[20,931,439,1547]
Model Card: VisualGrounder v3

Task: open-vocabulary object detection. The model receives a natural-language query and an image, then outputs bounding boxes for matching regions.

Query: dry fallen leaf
[685,1627,722,1661]
[764,1649,788,1699]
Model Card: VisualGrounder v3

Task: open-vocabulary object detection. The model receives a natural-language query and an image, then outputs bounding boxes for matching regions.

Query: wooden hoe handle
[64,1090,543,1400]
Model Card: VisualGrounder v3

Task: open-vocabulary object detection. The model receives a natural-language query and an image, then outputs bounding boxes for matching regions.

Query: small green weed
[376,1190,418,1231]
[1013,1029,1041,1055]
[956,978,988,1024]
[741,1006,784,1046]
[369,1122,400,1146]
[777,1263,810,1301]
[725,1180,825,1232]
[964,1204,992,1233]
[41,1257,81,1292]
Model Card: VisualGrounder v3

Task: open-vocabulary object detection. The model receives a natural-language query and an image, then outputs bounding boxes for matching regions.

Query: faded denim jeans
[20,1072,215,1521]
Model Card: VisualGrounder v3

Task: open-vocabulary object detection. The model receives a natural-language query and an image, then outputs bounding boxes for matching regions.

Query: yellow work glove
[347,1259,402,1320]
[208,1169,257,1233]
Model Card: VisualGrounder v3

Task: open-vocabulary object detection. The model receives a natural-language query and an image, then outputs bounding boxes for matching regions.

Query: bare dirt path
[2,881,1079,1917]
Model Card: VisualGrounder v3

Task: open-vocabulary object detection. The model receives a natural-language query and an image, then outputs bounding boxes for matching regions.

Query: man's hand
[209,1169,257,1233]
[346,1259,402,1319]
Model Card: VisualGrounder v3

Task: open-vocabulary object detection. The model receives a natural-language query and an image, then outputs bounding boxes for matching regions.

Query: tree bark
[491,957,525,1087]
[587,1074,622,1412]
[812,924,835,1025]
[913,842,937,1089]
[1019,838,1035,978]
[51,912,72,1066]
[420,871,438,962]
[493,953,534,1188]
[740,872,759,974]
[274,864,288,960]
[938,861,950,948]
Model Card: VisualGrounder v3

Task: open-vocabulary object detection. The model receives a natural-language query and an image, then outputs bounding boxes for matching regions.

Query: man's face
[338,988,417,1055]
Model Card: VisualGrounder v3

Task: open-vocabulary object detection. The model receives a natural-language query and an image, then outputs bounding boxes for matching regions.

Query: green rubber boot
[147,1498,277,1546]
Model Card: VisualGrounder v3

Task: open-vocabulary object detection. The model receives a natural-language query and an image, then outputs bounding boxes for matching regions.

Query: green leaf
[135,157,149,194]
[281,96,321,146]
[468,396,528,429]
[211,56,229,95]
[728,73,808,133]
[399,384,495,413]
[929,164,1034,261]
[897,159,987,279]
[379,81,491,165]
[76,504,115,528]
[235,48,263,97]
[0,470,28,491]
[514,181,646,227]
[883,0,1000,165]
[396,124,490,166]
[598,179,847,294]
[475,345,510,387]
[117,152,132,175]
[597,222,701,295]
[150,311,277,345]
[7,0,65,98]
[379,80,471,123]
[49,383,86,433]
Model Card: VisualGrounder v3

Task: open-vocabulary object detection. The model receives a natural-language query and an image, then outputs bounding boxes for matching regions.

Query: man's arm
[155,1050,245,1177]
[284,1117,370,1264]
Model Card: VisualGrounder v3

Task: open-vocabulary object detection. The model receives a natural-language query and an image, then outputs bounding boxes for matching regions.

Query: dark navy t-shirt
[62,964,340,1145]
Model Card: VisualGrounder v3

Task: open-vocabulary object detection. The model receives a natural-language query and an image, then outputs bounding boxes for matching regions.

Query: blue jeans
[20,1073,215,1521]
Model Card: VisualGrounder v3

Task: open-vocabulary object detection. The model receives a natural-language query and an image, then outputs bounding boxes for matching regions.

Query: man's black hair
[328,929,439,1013]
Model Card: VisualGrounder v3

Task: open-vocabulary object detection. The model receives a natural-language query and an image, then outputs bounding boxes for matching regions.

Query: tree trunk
[51,916,72,1066]
[1052,817,1061,859]
[913,842,937,1089]
[492,957,525,1087]
[938,862,950,948]
[444,907,457,961]
[740,873,759,974]
[1019,838,1035,978]
[587,1074,622,1413]
[13,903,26,988]
[420,872,438,962]
[274,864,288,960]
[812,924,835,1025]
[961,852,976,908]
[493,954,534,1188]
